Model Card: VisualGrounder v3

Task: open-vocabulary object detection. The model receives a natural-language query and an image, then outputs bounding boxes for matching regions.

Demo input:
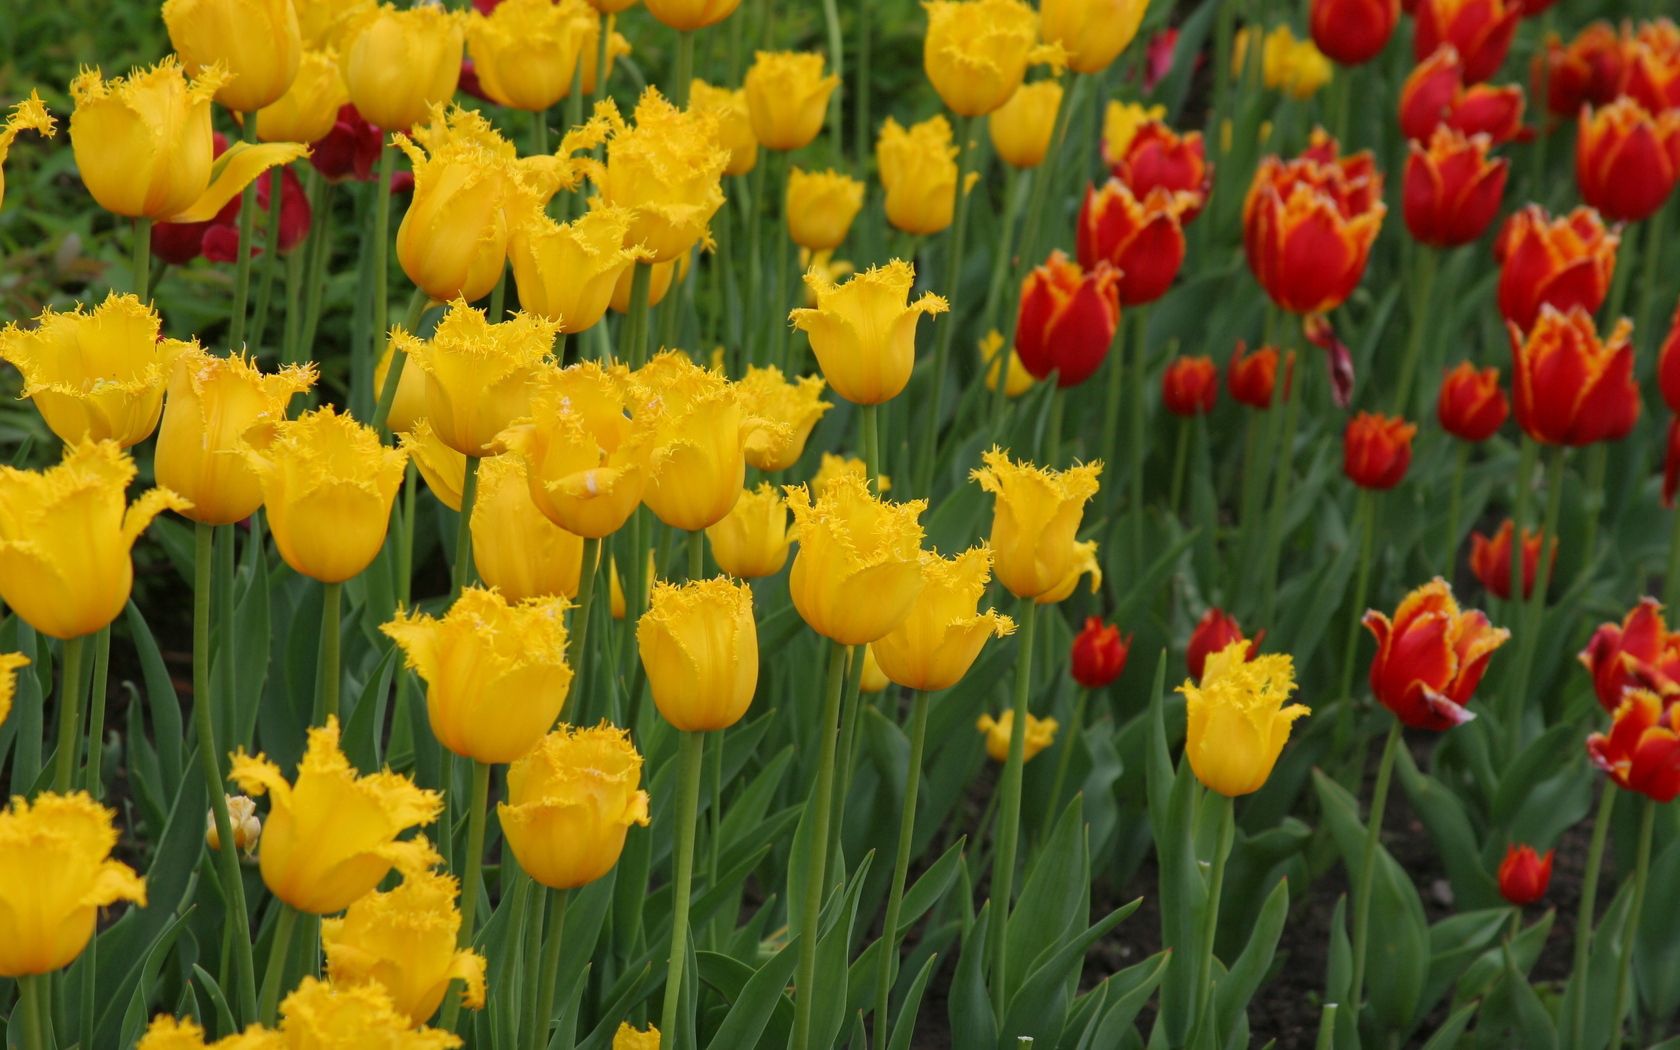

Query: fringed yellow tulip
[976,710,1057,763]
[609,551,656,620]
[972,447,1102,600]
[988,81,1063,169]
[789,260,949,405]
[155,347,316,525]
[0,792,146,976]
[69,59,307,222]
[610,252,688,311]
[375,335,428,435]
[277,978,462,1047]
[743,51,839,151]
[383,586,573,764]
[229,716,442,914]
[0,293,192,448]
[860,645,890,693]
[876,115,960,236]
[690,79,757,176]
[253,48,348,144]
[242,407,407,583]
[1177,641,1309,797]
[785,473,926,644]
[980,330,1035,398]
[1040,0,1147,75]
[810,451,891,494]
[509,205,643,333]
[737,364,831,471]
[162,0,302,112]
[638,576,758,731]
[705,483,791,579]
[643,0,740,30]
[467,0,597,111]
[295,0,375,50]
[873,547,1016,692]
[632,351,748,531]
[494,363,650,538]
[0,652,27,727]
[322,864,487,1025]
[471,454,587,601]
[499,723,651,890]
[786,168,865,252]
[341,4,465,131]
[0,92,55,211]
[614,1024,661,1050]
[0,440,186,639]
[923,0,1054,116]
[393,299,558,456]
[1033,538,1102,605]
[588,89,728,262]
[399,421,467,511]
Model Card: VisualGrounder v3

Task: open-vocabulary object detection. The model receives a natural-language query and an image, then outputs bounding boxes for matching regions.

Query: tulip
[1187,608,1261,681]
[1623,25,1680,115]
[614,1025,661,1050]
[810,451,892,495]
[295,0,375,50]
[872,547,1016,692]
[971,447,1103,601]
[206,795,262,854]
[279,978,463,1044]
[860,645,891,693]
[736,365,832,472]
[980,330,1035,398]
[0,792,146,976]
[690,79,757,176]
[1403,127,1508,248]
[0,440,186,640]
[0,92,54,211]
[988,81,1063,169]
[399,421,467,511]
[592,88,728,263]
[341,4,465,130]
[309,104,389,181]
[1437,362,1509,441]
[1032,538,1102,606]
[1534,24,1624,119]
[922,0,1049,117]
[743,51,838,152]
[1587,689,1680,802]
[163,0,303,113]
[1495,206,1619,331]
[1507,306,1639,447]
[1660,304,1680,418]
[1162,356,1219,416]
[0,652,26,727]
[229,717,442,913]
[1310,0,1400,66]
[1469,520,1553,601]
[1579,599,1680,712]
[1343,412,1416,490]
[630,351,747,531]
[1040,0,1146,74]
[1110,122,1214,219]
[1666,417,1680,509]
[1177,642,1308,797]
[1576,97,1680,224]
[876,115,961,236]
[643,0,739,30]
[705,483,791,579]
[500,723,650,889]
[509,206,641,334]
[251,49,348,145]
[1101,101,1166,168]
[1013,251,1122,387]
[1244,134,1386,315]
[1363,577,1510,730]
[1234,24,1333,99]
[785,168,865,252]
[395,300,557,456]
[784,473,927,644]
[1076,180,1191,306]
[1227,342,1293,408]
[1497,844,1554,906]
[638,576,758,731]
[470,454,587,601]
[789,259,949,405]
[976,710,1058,763]
[0,293,192,448]
[1400,45,1526,145]
[1071,617,1131,688]
[1414,0,1521,83]
[242,406,407,583]
[466,0,598,112]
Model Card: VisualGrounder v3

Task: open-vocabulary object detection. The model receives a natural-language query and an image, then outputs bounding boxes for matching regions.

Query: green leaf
[1080,951,1173,1049]
[703,937,799,1050]
[190,963,237,1039]
[1003,899,1141,1047]
[1417,1000,1479,1050]
[949,901,998,1050]
[1395,747,1500,908]
[124,600,183,788]
[1213,877,1289,1047]
[1003,793,1090,1004]
[811,853,876,1050]
[886,952,940,1050]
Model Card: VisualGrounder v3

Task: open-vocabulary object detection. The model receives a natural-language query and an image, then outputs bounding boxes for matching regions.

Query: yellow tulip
[383,586,573,764]
[859,645,890,693]
[590,88,728,262]
[971,446,1102,600]
[872,547,1015,692]
[393,299,558,456]
[0,792,146,976]
[876,115,960,236]
[638,576,758,731]
[923,0,1054,117]
[242,406,407,583]
[1234,25,1332,100]
[690,79,757,176]
[253,49,349,144]
[610,252,689,311]
[322,864,487,1026]
[205,794,262,854]
[277,978,462,1047]
[493,362,650,538]
[736,364,831,472]
[705,483,791,579]
[69,58,307,222]
[976,710,1057,763]
[471,454,587,602]
[0,440,186,640]
[0,92,56,211]
[467,0,596,111]
[1177,641,1309,796]
[632,351,747,531]
[399,421,467,512]
[341,4,465,131]
[295,0,374,50]
[979,329,1035,398]
[155,347,316,526]
[1100,100,1165,166]
[162,0,303,112]
[575,18,633,97]
[613,1024,661,1050]
[789,259,949,405]
[643,0,740,30]
[609,551,656,619]
[785,167,865,252]
[1040,0,1147,75]
[499,723,651,890]
[229,716,442,914]
[0,293,193,448]
[0,652,27,728]
[1032,537,1101,605]
[784,473,926,644]
[375,335,428,435]
[589,0,638,12]
[743,51,838,152]
[810,451,891,495]
[799,248,855,305]
[509,205,643,333]
[988,80,1062,169]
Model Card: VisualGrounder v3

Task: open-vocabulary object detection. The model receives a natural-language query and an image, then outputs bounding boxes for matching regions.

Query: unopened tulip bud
[207,795,262,854]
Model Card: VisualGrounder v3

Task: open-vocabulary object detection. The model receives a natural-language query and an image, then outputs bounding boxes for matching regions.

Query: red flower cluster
[1076,182,1193,306]
[1363,578,1509,731]
[1437,362,1509,441]
[1309,0,1401,67]
[1576,96,1680,223]
[1414,0,1523,83]
[1579,598,1680,711]
[1403,126,1509,247]
[1537,18,1680,119]
[1244,132,1386,315]
[1498,845,1554,906]
[1108,122,1212,221]
[1401,46,1528,145]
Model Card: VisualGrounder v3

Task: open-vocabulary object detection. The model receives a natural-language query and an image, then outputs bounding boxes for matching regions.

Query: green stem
[873,689,930,1049]
[18,974,48,1050]
[687,528,704,580]
[854,0,870,169]
[443,760,493,1032]
[1259,363,1304,624]
[1046,687,1089,829]
[624,262,654,368]
[1609,798,1656,1050]
[257,904,301,1025]
[979,167,1022,338]
[453,455,482,595]
[1580,443,1605,575]
[1045,385,1064,465]
[1568,782,1617,1049]
[230,119,260,351]
[1443,442,1469,574]
[988,597,1038,1011]
[488,268,507,323]
[1665,489,1680,608]
[1168,417,1190,519]
[1636,206,1668,339]
[1186,792,1236,1050]
[1509,444,1564,741]
[820,0,843,158]
[1393,245,1438,417]
[533,887,567,1041]
[371,288,430,434]
[566,537,601,721]
[660,730,707,1037]
[1349,721,1403,1022]
[51,635,86,792]
[281,209,305,366]
[83,626,110,795]
[792,641,848,1050]
[592,12,614,110]
[298,179,335,366]
[860,402,880,491]
[315,582,342,724]
[366,140,395,418]
[912,113,978,495]
[1128,306,1150,565]
[250,168,284,351]
[1334,492,1377,756]
[133,217,153,302]
[216,524,237,756]
[671,30,695,107]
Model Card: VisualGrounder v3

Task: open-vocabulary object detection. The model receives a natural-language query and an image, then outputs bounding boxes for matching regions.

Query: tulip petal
[170,140,310,223]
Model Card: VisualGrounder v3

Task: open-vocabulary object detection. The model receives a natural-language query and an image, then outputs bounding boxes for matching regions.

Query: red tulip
[1578,598,1680,711]
[1076,180,1191,306]
[1576,97,1680,224]
[1227,342,1293,409]
[1309,0,1401,67]
[311,104,415,188]
[1108,122,1212,221]
[1624,21,1680,114]
[1587,688,1680,802]
[1436,362,1508,441]
[1363,578,1510,730]
[1494,205,1619,331]
[1507,305,1639,447]
[1468,519,1553,600]
[1071,617,1132,688]
[1414,0,1522,84]
[1403,126,1508,248]
[1666,417,1680,509]
[1342,412,1416,490]
[1143,29,1180,92]
[1402,46,1527,145]
[1187,608,1261,681]
[1013,251,1122,387]
[1497,845,1554,906]
[1161,356,1218,416]
[1656,298,1680,414]
[1533,23,1626,119]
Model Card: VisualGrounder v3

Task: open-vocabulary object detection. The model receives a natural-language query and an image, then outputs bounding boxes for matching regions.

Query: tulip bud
[500,724,651,889]
[1309,0,1400,66]
[1588,689,1680,802]
[785,168,865,252]
[1413,0,1521,83]
[1077,180,1191,306]
[1436,362,1508,442]
[207,795,263,854]
[1227,342,1293,409]
[163,0,303,113]
[976,710,1058,763]
[988,81,1063,169]
[1495,205,1619,331]
[810,452,892,496]
[690,79,757,176]
[1576,97,1680,224]
[396,300,559,457]
[1244,134,1385,315]
[980,330,1036,399]
[705,483,792,579]
[1177,643,1308,797]
[1403,127,1508,248]
[252,49,350,145]
[341,4,465,131]
[643,0,740,30]
[923,0,1049,117]
[1507,306,1639,447]
[596,88,728,263]
[972,447,1103,602]
[1187,608,1260,681]
[1497,845,1553,906]
[790,260,948,405]
[1363,578,1509,730]
[1579,599,1680,712]
[1342,412,1416,490]
[1013,251,1122,387]
[743,51,838,152]
[1162,356,1219,417]
[1040,0,1146,75]
[467,0,598,112]
[1621,27,1680,114]
[877,115,961,236]
[1071,617,1131,689]
[737,365,831,472]
[785,474,927,644]
[614,1024,662,1050]
[1533,24,1624,119]
[859,646,891,694]
[871,547,1015,693]
[1469,520,1553,601]
[639,576,758,731]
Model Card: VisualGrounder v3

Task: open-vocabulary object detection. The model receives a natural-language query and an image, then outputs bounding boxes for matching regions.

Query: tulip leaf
[949,901,999,1050]
[1416,1000,1480,1050]
[1455,908,1553,1006]
[341,644,397,772]
[1213,876,1289,1047]
[1417,908,1509,1023]
[1497,943,1557,1050]
[811,853,876,1050]
[1637,837,1680,1019]
[886,951,940,1050]
[700,946,797,1050]
[114,907,194,1048]
[1004,899,1141,1047]
[558,871,618,997]
[190,963,237,1041]
[1003,793,1090,1003]
[124,600,183,788]
[1395,747,1500,908]
[577,963,655,1050]
[900,837,968,933]
[1078,950,1173,1050]
[1148,648,1200,1046]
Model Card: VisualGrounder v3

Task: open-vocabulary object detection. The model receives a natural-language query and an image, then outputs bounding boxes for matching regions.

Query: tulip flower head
[976,709,1058,763]
[872,547,1016,692]
[1660,299,1680,415]
[1403,126,1508,248]
[1414,0,1522,83]
[980,330,1036,398]
[614,1024,661,1050]
[1071,617,1131,689]
[499,723,651,889]
[399,421,467,512]
[1579,598,1680,712]
[0,92,55,210]
[1507,305,1639,447]
[1469,520,1553,601]
[630,351,749,530]
[588,88,728,263]
[1363,578,1510,730]
[744,51,839,152]
[206,794,262,854]
[1227,342,1293,408]
[471,454,587,601]
[735,365,832,472]
[687,79,755,178]
[923,0,1057,117]
[790,259,949,404]
[1234,25,1333,99]
[163,0,302,112]
[643,0,740,30]
[395,299,558,456]
[1101,101,1166,167]
[1666,418,1680,509]
[229,717,443,914]
[1342,412,1416,490]
[509,205,643,334]
[1399,45,1527,145]
[0,651,27,727]
[1178,642,1308,797]
[1244,132,1386,315]
[1310,0,1401,66]
[253,48,350,144]
[876,114,963,236]
[340,3,465,131]
[1535,23,1625,119]
[785,168,865,252]
[467,0,599,112]
[706,483,792,579]
[1495,205,1619,331]
[1013,251,1122,387]
[810,452,891,495]
[277,977,464,1047]
[1077,180,1193,306]
[1622,22,1680,114]
[1436,362,1509,442]
[988,81,1064,169]
[638,576,759,731]
[1576,97,1680,223]
[0,792,146,976]
[1108,120,1213,219]
[785,474,927,644]
[1162,356,1219,417]
[971,447,1103,601]
[1587,688,1680,802]
[295,0,376,50]
[1040,0,1146,74]
[1497,844,1553,905]
[1187,608,1261,681]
